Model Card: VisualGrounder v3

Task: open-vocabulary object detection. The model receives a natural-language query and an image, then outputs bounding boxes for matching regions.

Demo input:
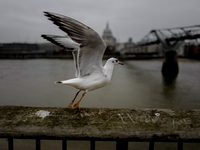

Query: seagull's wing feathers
[43,12,106,77]
[41,35,80,77]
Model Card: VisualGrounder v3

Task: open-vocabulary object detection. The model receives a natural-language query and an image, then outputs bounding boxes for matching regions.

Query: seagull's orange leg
[68,90,81,107]
[74,91,87,110]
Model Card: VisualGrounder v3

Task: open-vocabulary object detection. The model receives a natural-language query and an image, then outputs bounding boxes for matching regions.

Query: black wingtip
[41,34,49,40]
[43,11,53,18]
[43,11,48,16]
[43,11,49,15]
[41,35,68,49]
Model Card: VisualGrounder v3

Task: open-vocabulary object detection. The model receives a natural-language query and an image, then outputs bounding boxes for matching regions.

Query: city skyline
[0,0,200,43]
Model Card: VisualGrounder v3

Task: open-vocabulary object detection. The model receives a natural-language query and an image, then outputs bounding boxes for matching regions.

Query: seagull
[41,12,123,110]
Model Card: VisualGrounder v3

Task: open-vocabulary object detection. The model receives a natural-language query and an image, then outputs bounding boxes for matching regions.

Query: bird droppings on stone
[35,110,50,119]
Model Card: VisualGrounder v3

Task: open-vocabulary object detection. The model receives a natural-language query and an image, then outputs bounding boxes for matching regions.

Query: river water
[0,58,200,149]
[0,58,200,109]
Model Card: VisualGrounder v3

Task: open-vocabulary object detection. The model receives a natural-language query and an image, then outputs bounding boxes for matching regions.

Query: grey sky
[0,0,200,43]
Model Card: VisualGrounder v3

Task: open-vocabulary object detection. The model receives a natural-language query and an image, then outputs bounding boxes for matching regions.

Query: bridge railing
[0,106,200,150]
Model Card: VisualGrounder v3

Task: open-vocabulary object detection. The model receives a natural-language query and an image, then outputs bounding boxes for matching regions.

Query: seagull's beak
[118,62,124,65]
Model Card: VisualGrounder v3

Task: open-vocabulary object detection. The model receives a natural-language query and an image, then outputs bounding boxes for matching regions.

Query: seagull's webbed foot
[73,103,81,111]
[68,102,74,108]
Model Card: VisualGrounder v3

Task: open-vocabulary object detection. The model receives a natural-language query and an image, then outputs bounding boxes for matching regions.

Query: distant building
[38,43,58,55]
[102,23,115,47]
[118,37,135,51]
[0,43,39,52]
[184,44,200,58]
[0,43,45,58]
[102,23,116,55]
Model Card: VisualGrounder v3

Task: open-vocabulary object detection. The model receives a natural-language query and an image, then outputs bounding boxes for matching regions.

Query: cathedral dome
[103,23,112,34]
[102,22,115,47]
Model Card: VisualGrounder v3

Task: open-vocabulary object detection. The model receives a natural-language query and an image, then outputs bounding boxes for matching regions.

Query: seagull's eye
[115,60,118,63]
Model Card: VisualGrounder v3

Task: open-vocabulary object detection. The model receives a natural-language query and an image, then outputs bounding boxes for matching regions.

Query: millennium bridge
[121,25,200,77]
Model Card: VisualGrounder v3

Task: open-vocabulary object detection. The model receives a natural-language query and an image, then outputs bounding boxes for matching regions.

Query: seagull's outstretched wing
[41,35,80,77]
[42,12,106,77]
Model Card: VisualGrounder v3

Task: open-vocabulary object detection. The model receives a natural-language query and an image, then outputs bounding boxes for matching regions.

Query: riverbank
[1,54,199,61]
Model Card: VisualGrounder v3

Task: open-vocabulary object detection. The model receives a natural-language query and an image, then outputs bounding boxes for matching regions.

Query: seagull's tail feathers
[54,81,63,84]
[41,34,80,50]
[54,80,69,85]
[54,79,76,85]
[54,78,81,90]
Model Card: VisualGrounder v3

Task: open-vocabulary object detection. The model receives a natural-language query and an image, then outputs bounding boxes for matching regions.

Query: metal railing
[5,137,200,150]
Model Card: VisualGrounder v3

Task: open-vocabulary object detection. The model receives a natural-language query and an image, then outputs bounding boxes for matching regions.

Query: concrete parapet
[0,106,199,141]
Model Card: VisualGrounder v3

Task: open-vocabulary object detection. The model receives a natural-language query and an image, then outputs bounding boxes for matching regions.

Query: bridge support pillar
[162,51,179,77]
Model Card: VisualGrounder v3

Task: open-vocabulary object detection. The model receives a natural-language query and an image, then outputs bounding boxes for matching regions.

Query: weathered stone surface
[0,106,200,141]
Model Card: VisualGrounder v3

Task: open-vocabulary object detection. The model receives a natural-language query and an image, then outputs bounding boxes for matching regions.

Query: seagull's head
[108,58,124,66]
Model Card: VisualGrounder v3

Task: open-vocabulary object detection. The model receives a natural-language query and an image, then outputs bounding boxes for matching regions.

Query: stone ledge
[0,106,200,141]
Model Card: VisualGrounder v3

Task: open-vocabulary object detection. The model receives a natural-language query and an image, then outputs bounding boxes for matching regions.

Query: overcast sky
[0,0,200,43]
